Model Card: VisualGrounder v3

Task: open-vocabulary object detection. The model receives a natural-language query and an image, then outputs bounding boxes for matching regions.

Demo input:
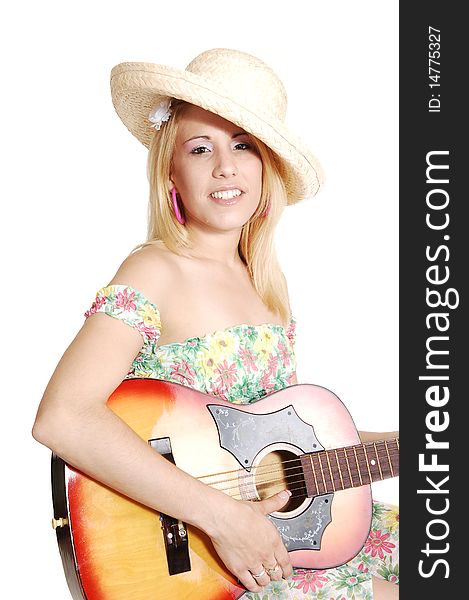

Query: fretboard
[300,438,399,497]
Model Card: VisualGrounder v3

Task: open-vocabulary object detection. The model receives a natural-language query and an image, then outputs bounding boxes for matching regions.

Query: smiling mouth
[210,189,243,200]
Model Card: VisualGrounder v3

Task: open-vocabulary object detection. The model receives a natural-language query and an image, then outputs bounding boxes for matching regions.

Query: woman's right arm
[32,285,291,591]
[33,311,226,527]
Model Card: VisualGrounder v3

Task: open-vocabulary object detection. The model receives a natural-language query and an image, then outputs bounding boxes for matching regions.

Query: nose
[212,147,237,178]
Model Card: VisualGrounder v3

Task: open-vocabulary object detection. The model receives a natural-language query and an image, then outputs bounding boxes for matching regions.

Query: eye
[233,142,252,151]
[190,145,211,154]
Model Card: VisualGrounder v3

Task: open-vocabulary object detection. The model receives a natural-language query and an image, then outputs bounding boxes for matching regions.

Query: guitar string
[197,461,305,484]
[223,482,323,502]
[216,485,310,502]
[194,440,399,485]
[197,452,400,495]
[205,439,388,500]
[203,451,399,496]
[208,465,394,497]
[214,472,308,496]
[218,454,398,500]
[229,483,310,502]
[194,448,400,491]
[233,479,309,500]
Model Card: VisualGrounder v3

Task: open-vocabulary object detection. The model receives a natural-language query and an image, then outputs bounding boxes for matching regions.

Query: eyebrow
[183,131,249,144]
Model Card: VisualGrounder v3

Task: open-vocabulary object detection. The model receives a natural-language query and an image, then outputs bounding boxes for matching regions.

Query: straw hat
[110,48,324,204]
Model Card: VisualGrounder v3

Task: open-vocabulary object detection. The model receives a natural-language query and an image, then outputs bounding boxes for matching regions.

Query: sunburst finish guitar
[51,378,399,600]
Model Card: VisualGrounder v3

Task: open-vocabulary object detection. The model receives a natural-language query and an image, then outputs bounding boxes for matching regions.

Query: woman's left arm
[359,430,399,442]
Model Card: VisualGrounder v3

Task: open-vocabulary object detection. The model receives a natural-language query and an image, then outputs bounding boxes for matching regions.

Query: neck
[185,225,244,267]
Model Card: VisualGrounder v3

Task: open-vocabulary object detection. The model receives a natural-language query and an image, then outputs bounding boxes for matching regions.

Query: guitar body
[53,379,377,600]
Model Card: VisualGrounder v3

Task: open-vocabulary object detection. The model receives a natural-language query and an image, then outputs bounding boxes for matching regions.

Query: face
[170,105,263,233]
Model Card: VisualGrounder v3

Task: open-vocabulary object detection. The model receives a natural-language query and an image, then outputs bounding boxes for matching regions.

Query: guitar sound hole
[255,450,306,512]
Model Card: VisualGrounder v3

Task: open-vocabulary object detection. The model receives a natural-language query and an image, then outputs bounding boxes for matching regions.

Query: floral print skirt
[242,501,399,600]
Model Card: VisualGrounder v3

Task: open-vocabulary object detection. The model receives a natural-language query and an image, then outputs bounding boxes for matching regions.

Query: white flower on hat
[149,99,172,130]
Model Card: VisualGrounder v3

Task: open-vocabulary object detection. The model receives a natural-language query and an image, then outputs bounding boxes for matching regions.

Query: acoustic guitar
[51,378,399,600]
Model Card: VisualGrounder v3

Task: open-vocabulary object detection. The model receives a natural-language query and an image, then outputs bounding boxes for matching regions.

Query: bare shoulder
[107,241,183,313]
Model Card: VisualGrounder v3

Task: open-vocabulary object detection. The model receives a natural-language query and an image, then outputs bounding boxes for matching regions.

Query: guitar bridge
[149,437,191,576]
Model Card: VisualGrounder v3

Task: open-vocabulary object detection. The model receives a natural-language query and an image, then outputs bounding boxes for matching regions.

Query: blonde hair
[142,100,290,323]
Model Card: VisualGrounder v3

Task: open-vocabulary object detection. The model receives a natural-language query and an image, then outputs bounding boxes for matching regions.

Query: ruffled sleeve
[84,284,161,354]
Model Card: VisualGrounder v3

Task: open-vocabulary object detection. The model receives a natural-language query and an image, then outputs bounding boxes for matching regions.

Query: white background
[1,1,398,596]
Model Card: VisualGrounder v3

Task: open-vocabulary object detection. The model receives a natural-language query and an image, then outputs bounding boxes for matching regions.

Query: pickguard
[207,403,333,551]
[269,495,333,551]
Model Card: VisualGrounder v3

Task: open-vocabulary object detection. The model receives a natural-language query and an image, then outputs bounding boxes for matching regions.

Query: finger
[238,569,265,593]
[257,489,292,515]
[249,566,271,589]
[265,561,283,581]
[275,547,293,579]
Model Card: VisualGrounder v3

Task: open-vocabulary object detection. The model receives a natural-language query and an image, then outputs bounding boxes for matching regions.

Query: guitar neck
[300,438,399,497]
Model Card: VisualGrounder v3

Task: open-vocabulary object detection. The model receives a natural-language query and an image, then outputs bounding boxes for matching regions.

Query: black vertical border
[400,2,464,595]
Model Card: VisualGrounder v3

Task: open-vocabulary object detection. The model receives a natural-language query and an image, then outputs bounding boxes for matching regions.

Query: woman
[33,48,399,599]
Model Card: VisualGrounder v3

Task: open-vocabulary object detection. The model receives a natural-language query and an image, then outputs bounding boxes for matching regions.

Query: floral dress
[85,284,399,599]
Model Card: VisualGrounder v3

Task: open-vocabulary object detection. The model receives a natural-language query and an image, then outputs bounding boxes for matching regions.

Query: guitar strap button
[51,517,69,529]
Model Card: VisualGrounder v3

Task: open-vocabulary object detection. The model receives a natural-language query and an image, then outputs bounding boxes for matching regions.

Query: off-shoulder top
[85,284,297,404]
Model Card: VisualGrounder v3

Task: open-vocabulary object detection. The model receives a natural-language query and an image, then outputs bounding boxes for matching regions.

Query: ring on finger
[251,568,267,579]
[266,563,281,576]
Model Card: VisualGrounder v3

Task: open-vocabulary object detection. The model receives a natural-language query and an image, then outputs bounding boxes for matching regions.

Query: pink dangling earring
[171,187,185,224]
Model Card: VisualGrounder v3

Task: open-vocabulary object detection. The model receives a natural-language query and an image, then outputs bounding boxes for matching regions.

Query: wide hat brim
[110,58,324,204]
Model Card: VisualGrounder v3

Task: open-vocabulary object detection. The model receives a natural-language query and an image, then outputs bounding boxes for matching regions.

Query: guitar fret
[387,440,399,475]
[334,449,345,489]
[373,442,384,480]
[391,442,399,473]
[362,444,376,483]
[317,452,329,492]
[308,454,320,495]
[355,445,371,484]
[384,441,394,477]
[379,440,400,478]
[310,452,326,495]
[375,443,392,478]
[352,446,363,485]
[363,446,373,483]
[343,447,354,487]
[325,451,336,492]
[336,448,352,489]
[363,444,380,482]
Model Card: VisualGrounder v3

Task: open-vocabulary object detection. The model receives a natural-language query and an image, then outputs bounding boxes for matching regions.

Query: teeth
[211,189,242,200]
